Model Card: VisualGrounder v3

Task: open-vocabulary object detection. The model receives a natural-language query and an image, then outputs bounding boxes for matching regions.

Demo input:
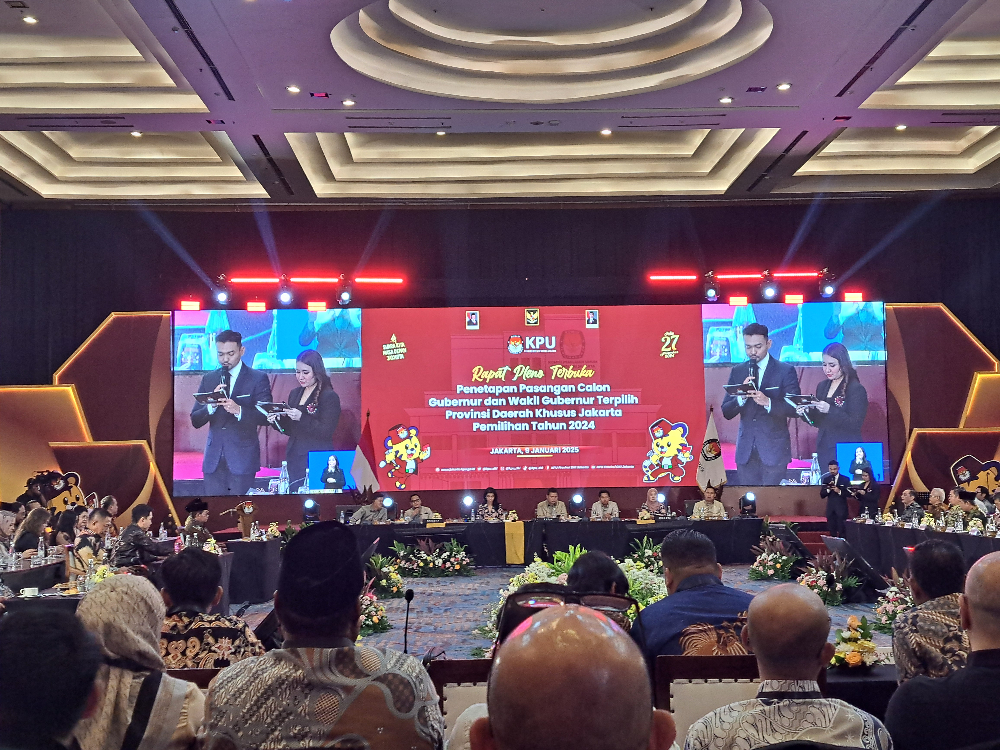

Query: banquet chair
[425,658,491,733]
[166,668,221,689]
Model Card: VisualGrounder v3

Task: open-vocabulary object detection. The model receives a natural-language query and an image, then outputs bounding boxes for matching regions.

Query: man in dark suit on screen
[191,329,272,495]
[721,322,801,485]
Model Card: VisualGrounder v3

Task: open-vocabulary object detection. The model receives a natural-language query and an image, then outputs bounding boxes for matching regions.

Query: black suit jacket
[278,386,341,458]
[819,471,851,501]
[720,358,800,466]
[190,364,272,475]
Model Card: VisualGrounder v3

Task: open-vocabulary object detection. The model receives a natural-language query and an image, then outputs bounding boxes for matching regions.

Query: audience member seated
[589,489,620,520]
[686,584,891,750]
[101,495,121,542]
[952,489,986,525]
[75,508,110,565]
[74,575,205,750]
[49,506,84,548]
[114,504,169,568]
[926,487,947,520]
[631,530,753,663]
[886,551,1000,750]
[567,550,632,630]
[690,484,726,520]
[893,539,970,682]
[201,521,444,749]
[350,492,389,524]
[896,488,924,524]
[159,547,265,669]
[0,509,15,556]
[468,605,676,750]
[182,498,214,547]
[975,485,994,515]
[11,507,50,557]
[403,493,436,522]
[535,488,568,519]
[0,609,104,750]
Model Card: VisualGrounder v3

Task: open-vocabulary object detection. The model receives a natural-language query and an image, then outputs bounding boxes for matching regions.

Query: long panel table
[351,518,763,567]
[844,522,1000,578]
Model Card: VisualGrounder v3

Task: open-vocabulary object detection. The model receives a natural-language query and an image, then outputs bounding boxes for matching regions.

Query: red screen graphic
[362,306,706,490]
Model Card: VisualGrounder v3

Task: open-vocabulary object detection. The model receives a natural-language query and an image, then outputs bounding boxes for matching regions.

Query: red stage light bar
[355,277,404,284]
[729,296,749,306]
[231,277,279,284]
[307,301,328,312]
[289,277,340,284]
[179,300,201,311]
[844,292,864,302]
[648,274,699,281]
[717,273,762,280]
[773,272,820,279]
[246,301,267,312]
[784,294,804,304]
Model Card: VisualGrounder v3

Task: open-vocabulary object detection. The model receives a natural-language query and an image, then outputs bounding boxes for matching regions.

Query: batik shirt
[161,609,265,669]
[685,680,892,750]
[892,592,969,682]
[201,645,445,750]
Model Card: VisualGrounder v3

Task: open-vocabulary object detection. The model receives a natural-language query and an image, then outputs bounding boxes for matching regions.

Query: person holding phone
[796,342,869,470]
[821,460,852,536]
[267,350,341,492]
[850,469,881,519]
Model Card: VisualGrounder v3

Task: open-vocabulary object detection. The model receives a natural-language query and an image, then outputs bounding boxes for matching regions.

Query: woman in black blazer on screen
[796,342,869,469]
[267,349,341,491]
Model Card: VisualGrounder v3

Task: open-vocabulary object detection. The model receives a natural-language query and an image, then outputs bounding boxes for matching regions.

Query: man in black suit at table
[820,459,852,537]
[721,322,801,485]
[191,329,273,496]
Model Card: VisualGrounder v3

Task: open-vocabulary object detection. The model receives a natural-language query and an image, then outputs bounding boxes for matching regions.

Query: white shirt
[208,360,244,420]
[737,353,772,413]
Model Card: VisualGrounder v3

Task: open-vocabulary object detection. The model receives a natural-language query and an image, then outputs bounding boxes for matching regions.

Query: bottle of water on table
[809,453,822,485]
[278,461,290,495]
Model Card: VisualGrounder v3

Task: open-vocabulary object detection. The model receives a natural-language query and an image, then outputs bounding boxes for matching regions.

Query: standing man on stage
[721,323,801,485]
[191,330,272,496]
[821,459,852,537]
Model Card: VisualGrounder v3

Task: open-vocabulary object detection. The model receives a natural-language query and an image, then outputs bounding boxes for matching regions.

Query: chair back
[425,658,491,733]
[166,668,221,689]
[757,743,867,750]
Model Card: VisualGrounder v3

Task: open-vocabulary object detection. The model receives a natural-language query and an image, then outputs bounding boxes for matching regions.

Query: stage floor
[239,564,887,659]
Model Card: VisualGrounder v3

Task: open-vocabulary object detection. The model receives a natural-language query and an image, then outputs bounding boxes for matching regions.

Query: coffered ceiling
[1,0,1000,205]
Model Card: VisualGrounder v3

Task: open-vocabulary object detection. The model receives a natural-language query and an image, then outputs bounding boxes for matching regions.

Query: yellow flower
[847,615,861,629]
[845,651,863,666]
[372,617,379,623]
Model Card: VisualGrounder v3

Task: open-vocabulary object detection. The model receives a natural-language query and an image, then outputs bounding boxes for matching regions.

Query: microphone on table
[403,588,415,654]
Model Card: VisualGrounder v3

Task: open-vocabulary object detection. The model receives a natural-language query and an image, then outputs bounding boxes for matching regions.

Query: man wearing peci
[721,323,801,485]
[191,330,272,496]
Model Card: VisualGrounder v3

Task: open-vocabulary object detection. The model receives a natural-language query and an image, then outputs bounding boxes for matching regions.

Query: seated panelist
[590,490,620,521]
[691,484,726,520]
[350,493,388,525]
[403,493,435,523]
[536,488,568,520]
[638,487,669,520]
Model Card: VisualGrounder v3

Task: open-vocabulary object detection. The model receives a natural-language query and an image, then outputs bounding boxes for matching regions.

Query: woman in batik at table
[478,487,504,520]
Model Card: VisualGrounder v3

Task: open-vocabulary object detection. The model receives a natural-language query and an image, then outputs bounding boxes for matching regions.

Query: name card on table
[636,519,655,525]
[426,522,446,528]
[865,520,875,525]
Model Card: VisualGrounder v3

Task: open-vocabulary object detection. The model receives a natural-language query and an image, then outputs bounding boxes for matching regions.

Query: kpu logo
[508,334,556,354]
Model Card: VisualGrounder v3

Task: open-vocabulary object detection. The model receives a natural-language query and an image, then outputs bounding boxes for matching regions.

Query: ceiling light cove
[330,0,773,103]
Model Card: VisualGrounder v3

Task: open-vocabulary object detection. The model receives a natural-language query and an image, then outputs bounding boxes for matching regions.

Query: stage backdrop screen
[362,305,708,490]
[172,309,362,497]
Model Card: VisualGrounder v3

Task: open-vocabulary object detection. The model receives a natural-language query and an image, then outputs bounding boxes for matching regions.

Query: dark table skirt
[825,664,899,721]
[228,539,281,605]
[845,522,1000,578]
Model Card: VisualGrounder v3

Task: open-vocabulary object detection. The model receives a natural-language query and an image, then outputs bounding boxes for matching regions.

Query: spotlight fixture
[342,98,355,106]
[776,82,791,91]
[656,493,666,503]
[703,270,721,302]
[382,496,393,508]
[214,275,231,306]
[130,131,142,138]
[303,498,320,523]
[22,14,37,24]
[719,96,733,104]
[285,85,301,93]
[462,495,474,508]
[739,491,757,517]
[572,494,584,505]
[759,270,779,301]
[895,124,907,131]
[247,301,267,312]
[277,274,293,305]
[179,299,201,311]
[600,128,612,136]
[819,267,836,298]
[337,273,352,306]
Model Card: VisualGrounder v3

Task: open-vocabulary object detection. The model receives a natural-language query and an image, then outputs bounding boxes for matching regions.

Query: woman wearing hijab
[0,509,16,553]
[74,575,204,750]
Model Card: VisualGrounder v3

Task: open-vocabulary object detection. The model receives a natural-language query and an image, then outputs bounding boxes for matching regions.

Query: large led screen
[172,309,362,496]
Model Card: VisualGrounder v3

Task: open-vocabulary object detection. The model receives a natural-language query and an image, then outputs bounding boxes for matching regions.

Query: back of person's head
[77,575,166,670]
[567,551,629,596]
[88,508,110,524]
[100,496,117,512]
[131,503,152,524]
[50,509,78,543]
[963,551,1000,646]
[474,605,675,750]
[0,610,103,746]
[161,547,222,609]
[660,529,717,571]
[744,584,832,680]
[909,540,966,600]
[275,521,364,638]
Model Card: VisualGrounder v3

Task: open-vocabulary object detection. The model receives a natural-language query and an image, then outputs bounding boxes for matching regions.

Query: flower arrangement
[358,580,391,637]
[266,522,281,539]
[506,510,519,522]
[368,553,405,598]
[969,518,985,535]
[391,538,476,577]
[920,513,935,528]
[92,564,115,584]
[202,538,222,555]
[628,536,663,575]
[830,615,881,669]
[748,534,799,581]
[872,569,914,634]
[473,549,667,641]
[798,552,860,606]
